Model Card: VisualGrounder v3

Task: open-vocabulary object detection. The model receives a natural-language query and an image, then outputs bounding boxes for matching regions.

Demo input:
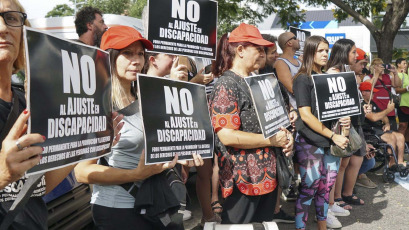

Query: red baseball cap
[356,48,367,61]
[100,25,153,51]
[229,23,274,47]
[359,81,379,92]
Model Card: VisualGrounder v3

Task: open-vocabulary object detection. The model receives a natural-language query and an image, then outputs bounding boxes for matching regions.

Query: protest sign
[289,26,311,56]
[147,0,217,59]
[312,72,361,121]
[244,74,290,138]
[24,27,113,175]
[137,74,214,164]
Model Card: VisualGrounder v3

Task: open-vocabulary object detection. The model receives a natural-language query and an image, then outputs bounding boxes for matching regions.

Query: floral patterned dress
[209,70,277,198]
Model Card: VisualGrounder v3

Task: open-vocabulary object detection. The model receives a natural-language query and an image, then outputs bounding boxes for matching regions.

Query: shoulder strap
[0,174,43,230]
[378,79,394,99]
[0,90,20,149]
[99,157,138,198]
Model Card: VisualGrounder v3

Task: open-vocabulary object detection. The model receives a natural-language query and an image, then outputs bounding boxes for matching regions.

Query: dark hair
[326,39,355,72]
[143,51,159,74]
[211,33,253,77]
[261,34,277,53]
[294,36,329,79]
[396,58,406,66]
[75,6,103,37]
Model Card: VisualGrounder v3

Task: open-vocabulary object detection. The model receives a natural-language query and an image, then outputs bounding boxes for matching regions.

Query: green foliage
[128,0,147,18]
[86,0,130,15]
[45,4,74,17]
[393,48,409,60]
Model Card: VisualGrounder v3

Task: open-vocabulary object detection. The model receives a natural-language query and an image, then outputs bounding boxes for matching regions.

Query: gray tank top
[277,57,302,108]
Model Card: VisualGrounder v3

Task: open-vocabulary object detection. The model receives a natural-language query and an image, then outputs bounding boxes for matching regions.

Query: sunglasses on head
[286,36,297,44]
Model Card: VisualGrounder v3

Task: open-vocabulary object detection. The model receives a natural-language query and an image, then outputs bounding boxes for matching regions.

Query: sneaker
[326,211,342,229]
[356,174,377,189]
[178,209,192,221]
[329,203,350,217]
[282,185,298,201]
[272,209,295,223]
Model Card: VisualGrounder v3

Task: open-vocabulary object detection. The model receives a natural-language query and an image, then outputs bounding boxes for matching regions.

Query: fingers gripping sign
[0,110,45,189]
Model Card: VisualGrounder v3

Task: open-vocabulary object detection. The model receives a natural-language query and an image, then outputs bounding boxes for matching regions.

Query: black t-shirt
[293,73,331,147]
[0,86,47,230]
[362,101,384,131]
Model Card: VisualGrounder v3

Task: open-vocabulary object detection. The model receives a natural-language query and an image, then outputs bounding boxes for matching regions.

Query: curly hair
[74,6,103,37]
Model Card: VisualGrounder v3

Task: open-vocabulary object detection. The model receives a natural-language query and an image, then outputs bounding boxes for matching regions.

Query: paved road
[184,168,409,229]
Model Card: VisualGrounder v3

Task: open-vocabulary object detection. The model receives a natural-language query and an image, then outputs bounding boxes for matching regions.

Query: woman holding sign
[209,23,293,224]
[292,36,350,230]
[326,39,366,218]
[74,26,203,230]
[0,1,118,229]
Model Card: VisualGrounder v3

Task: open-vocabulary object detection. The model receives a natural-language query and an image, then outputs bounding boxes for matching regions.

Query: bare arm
[45,164,76,193]
[217,127,292,151]
[298,106,348,148]
[74,152,178,185]
[365,101,394,122]
[274,60,294,94]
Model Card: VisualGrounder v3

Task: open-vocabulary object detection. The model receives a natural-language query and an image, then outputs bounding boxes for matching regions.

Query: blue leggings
[294,136,340,229]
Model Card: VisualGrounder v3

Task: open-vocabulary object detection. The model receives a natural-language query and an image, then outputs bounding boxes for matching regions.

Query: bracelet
[406,85,409,92]
[330,132,335,140]
[290,109,296,113]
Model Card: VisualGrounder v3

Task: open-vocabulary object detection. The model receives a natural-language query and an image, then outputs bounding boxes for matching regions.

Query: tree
[318,0,409,63]
[214,0,409,63]
[86,0,130,15]
[45,4,74,17]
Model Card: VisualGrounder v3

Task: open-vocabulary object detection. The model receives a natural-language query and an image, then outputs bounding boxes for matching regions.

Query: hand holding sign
[0,111,45,189]
[136,150,179,179]
[386,100,395,113]
[269,127,293,156]
[177,152,204,167]
[170,56,188,81]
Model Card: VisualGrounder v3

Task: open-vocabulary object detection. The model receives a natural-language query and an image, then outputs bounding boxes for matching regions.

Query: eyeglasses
[286,36,297,44]
[0,11,27,27]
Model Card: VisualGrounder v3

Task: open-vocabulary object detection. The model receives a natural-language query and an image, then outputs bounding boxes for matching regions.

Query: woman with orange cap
[208,23,293,224]
[74,25,203,230]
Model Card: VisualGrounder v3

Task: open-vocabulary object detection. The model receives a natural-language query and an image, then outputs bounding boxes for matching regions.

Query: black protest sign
[312,72,361,121]
[24,28,113,175]
[244,74,291,138]
[148,0,217,59]
[138,74,214,164]
[289,27,311,57]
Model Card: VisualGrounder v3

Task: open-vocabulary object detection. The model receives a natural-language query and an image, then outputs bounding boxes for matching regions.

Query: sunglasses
[286,36,297,44]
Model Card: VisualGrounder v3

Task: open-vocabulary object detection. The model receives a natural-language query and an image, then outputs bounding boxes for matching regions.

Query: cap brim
[140,38,154,50]
[249,38,275,47]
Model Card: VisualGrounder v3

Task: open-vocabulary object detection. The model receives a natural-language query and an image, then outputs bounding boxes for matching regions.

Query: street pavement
[184,167,409,230]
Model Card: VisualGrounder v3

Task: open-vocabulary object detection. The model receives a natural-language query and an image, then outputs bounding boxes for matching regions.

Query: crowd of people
[1,1,409,230]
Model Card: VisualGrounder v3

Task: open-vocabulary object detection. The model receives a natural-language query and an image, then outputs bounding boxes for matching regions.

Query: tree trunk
[374,32,394,63]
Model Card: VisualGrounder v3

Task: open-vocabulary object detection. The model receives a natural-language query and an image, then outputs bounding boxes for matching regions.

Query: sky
[20,0,71,19]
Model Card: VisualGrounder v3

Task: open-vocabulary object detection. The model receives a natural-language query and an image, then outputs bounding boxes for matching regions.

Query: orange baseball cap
[356,48,367,61]
[229,23,274,47]
[100,25,153,51]
[359,81,379,92]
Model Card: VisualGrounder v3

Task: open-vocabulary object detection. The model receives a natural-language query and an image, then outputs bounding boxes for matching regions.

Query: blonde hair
[370,58,383,74]
[108,48,145,110]
[12,0,30,74]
